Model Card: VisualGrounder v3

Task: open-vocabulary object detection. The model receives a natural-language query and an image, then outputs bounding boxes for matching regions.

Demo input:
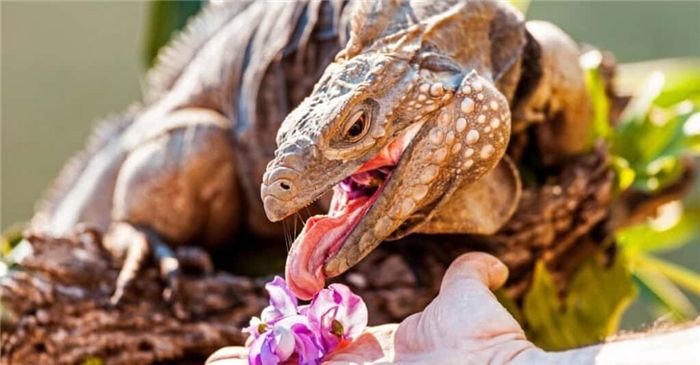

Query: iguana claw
[105,223,213,306]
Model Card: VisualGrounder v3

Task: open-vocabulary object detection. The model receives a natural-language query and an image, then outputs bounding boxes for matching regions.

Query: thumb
[395,252,517,353]
[206,346,248,365]
[429,252,519,345]
[440,252,509,293]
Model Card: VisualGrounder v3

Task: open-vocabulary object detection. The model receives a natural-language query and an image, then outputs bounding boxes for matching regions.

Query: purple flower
[249,316,324,365]
[265,276,299,319]
[245,277,367,364]
[306,284,368,352]
[243,316,266,340]
[243,276,300,339]
[249,325,294,365]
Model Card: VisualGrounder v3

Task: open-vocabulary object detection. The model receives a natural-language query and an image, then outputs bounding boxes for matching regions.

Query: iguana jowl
[261,1,592,299]
[30,1,592,302]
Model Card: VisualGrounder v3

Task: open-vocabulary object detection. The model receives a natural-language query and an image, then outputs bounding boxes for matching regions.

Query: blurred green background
[2,1,699,331]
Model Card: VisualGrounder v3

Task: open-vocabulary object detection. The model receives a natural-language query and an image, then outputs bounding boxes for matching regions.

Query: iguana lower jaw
[284,122,424,299]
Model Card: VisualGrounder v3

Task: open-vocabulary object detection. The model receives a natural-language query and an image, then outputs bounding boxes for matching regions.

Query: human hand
[207,252,543,365]
[319,252,538,364]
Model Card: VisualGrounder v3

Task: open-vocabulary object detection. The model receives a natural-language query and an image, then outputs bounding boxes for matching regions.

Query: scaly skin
[261,1,592,299]
[29,1,347,303]
[30,1,592,302]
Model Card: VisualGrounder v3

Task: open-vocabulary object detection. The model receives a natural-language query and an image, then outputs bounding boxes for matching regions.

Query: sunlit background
[2,1,700,332]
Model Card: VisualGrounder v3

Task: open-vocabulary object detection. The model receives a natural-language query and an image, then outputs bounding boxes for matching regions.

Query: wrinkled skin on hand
[206,253,538,365]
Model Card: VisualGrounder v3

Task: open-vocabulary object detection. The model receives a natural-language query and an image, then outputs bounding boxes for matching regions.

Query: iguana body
[31,1,592,302]
[31,1,347,302]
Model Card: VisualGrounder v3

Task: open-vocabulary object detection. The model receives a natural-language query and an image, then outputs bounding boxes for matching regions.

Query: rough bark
[2,143,693,364]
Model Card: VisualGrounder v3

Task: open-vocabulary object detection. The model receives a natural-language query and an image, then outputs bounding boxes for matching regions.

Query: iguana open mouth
[286,122,423,299]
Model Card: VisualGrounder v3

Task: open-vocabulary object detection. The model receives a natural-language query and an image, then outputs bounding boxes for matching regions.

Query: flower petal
[275,315,325,364]
[266,276,299,317]
[306,284,368,352]
[249,331,278,365]
[272,326,295,361]
[259,336,278,365]
[328,283,368,340]
[243,316,264,340]
[261,305,283,323]
[248,278,366,364]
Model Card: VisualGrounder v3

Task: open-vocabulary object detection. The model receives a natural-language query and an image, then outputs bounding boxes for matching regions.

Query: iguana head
[261,0,525,299]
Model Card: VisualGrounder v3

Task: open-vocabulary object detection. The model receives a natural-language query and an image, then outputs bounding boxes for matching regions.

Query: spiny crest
[342,0,408,59]
[349,0,380,38]
[145,1,252,102]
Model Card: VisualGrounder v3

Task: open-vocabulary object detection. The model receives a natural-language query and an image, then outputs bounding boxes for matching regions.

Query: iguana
[261,0,593,299]
[29,0,593,303]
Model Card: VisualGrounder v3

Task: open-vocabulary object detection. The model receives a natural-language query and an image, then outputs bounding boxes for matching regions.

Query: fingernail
[491,262,505,271]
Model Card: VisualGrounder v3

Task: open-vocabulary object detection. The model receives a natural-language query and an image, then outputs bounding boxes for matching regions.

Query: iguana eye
[344,111,369,141]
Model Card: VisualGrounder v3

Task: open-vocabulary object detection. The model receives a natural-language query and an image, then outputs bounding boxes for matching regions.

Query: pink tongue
[284,123,423,299]
[285,197,368,299]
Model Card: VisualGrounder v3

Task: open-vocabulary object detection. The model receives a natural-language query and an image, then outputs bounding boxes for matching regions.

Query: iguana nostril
[280,182,291,190]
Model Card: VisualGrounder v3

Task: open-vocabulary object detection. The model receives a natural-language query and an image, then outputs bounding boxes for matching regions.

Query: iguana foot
[161,246,215,303]
[104,222,213,306]
[104,222,149,306]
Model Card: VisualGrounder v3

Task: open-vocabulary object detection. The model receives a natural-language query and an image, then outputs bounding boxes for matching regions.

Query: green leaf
[1,223,28,279]
[563,253,637,343]
[611,61,700,178]
[656,109,700,159]
[610,156,635,191]
[611,98,699,193]
[1,239,33,272]
[602,63,699,194]
[142,1,204,68]
[617,206,700,254]
[632,266,697,321]
[522,261,570,350]
[522,254,637,351]
[618,59,700,108]
[635,254,700,296]
[656,74,700,108]
[1,224,25,257]
[631,155,684,192]
[619,71,665,126]
[508,1,531,14]
[80,357,105,365]
[611,75,669,168]
[581,50,611,142]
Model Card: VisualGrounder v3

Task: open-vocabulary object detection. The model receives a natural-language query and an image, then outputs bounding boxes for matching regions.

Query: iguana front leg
[511,21,594,165]
[104,108,239,304]
[105,222,170,305]
[106,222,215,305]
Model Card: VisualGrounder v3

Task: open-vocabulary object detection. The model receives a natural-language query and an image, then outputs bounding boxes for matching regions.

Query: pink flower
[249,325,294,365]
[245,277,367,364]
[265,276,299,319]
[243,276,300,340]
[305,284,368,352]
[249,316,324,365]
